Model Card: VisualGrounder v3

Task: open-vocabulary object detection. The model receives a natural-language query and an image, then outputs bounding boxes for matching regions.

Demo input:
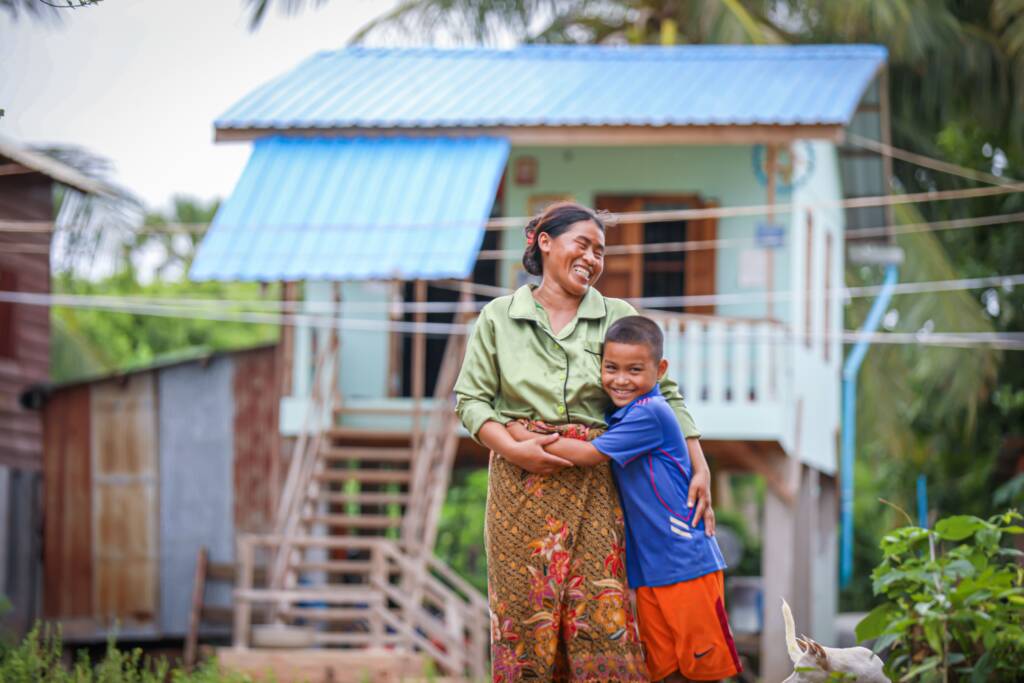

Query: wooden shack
[27,344,280,642]
[0,135,113,635]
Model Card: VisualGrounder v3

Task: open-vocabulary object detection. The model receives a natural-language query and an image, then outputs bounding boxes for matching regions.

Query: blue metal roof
[189,136,509,281]
[216,45,887,131]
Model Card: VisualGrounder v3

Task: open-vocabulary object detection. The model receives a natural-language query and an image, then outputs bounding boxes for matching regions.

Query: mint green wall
[302,280,392,401]
[501,145,799,320]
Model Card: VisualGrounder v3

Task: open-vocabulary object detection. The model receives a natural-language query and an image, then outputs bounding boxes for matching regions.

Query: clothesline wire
[1,272,1020,339]
[1,174,1021,238]
[2,273,1019,316]
[2,290,1019,349]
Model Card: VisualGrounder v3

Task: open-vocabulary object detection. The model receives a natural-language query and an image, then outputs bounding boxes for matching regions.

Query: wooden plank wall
[42,384,93,618]
[91,373,159,625]
[0,170,52,471]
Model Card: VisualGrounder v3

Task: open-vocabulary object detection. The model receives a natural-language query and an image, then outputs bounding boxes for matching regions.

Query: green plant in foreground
[856,510,1024,682]
[0,623,255,682]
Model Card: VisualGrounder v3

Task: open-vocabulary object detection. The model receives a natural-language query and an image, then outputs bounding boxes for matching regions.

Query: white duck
[781,599,890,683]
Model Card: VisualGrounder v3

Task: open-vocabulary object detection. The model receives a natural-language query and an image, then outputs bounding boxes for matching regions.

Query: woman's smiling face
[537,219,605,297]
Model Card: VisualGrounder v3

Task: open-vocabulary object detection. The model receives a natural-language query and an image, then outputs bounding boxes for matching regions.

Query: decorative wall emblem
[752,141,815,194]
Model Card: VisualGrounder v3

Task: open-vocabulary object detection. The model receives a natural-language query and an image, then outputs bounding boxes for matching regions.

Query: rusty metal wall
[158,356,235,636]
[0,172,51,471]
[232,346,279,535]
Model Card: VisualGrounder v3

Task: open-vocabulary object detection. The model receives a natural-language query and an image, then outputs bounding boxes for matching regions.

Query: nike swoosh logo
[694,647,714,659]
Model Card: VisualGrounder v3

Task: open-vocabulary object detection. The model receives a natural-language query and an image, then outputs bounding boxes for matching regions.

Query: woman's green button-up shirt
[454,285,699,441]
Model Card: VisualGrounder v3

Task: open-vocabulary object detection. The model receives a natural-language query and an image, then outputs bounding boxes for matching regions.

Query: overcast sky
[0,0,399,212]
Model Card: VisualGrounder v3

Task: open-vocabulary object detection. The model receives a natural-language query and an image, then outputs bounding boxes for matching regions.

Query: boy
[508,316,741,682]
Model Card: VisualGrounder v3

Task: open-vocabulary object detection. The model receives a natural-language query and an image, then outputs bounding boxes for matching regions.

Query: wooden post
[233,536,254,649]
[879,67,895,232]
[184,546,209,669]
[369,544,386,644]
[759,455,801,681]
[330,282,342,411]
[411,280,427,446]
[278,282,298,398]
[388,280,403,397]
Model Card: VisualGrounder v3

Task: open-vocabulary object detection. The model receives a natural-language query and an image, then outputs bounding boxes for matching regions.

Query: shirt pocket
[583,340,603,372]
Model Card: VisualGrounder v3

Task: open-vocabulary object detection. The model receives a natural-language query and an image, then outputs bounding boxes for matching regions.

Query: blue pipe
[840,265,899,587]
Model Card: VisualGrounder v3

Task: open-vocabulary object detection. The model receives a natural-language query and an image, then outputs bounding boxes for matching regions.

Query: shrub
[856,510,1024,681]
[0,623,254,683]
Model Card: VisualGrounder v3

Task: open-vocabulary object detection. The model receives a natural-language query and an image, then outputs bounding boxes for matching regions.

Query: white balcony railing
[644,312,792,443]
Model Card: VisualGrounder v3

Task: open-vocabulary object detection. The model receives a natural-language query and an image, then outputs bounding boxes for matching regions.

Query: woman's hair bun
[520,202,604,278]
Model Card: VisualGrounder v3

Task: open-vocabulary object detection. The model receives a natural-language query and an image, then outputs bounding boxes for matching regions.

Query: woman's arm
[507,422,607,467]
[478,421,571,474]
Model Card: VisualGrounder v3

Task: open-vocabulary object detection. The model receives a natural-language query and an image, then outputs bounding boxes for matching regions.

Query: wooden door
[594,196,644,299]
[91,373,159,625]
[594,195,717,313]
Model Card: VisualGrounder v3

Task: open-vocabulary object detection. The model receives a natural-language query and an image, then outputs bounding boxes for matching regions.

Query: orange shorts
[635,571,742,681]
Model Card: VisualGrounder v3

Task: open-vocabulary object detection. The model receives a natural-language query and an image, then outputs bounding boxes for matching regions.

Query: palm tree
[0,0,101,19]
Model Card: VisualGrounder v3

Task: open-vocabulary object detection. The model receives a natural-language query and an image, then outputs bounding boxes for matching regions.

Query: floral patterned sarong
[486,421,648,682]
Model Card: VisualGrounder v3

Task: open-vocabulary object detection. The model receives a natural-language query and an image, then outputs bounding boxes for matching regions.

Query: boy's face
[601,341,669,407]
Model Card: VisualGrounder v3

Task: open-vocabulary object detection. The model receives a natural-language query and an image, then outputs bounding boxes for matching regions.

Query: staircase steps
[325,426,411,442]
[317,491,410,506]
[315,469,411,485]
[320,446,412,463]
[303,513,402,530]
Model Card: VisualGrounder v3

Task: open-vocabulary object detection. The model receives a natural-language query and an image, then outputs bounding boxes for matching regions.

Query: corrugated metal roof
[216,45,887,131]
[189,136,509,282]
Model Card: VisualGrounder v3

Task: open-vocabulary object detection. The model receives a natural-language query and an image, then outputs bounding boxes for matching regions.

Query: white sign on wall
[738,248,769,288]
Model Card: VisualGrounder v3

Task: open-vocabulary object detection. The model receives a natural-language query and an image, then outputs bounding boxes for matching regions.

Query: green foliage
[434,468,488,593]
[855,511,1024,682]
[51,272,279,383]
[0,624,253,682]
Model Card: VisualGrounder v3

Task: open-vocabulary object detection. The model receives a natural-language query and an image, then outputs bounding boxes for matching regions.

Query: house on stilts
[184,44,890,681]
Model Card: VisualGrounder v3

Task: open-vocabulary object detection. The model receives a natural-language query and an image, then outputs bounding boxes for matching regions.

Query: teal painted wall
[501,145,799,320]
[301,280,392,402]
[286,141,844,418]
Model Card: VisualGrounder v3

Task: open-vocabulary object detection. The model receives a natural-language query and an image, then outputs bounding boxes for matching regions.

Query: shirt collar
[606,384,663,424]
[508,284,607,322]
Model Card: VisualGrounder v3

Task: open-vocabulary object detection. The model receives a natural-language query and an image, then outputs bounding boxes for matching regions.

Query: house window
[804,211,814,349]
[594,195,716,314]
[0,268,15,358]
[824,232,833,363]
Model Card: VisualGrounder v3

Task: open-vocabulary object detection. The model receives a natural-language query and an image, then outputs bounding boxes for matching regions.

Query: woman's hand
[686,437,716,536]
[688,466,715,536]
[478,421,573,475]
[504,434,573,474]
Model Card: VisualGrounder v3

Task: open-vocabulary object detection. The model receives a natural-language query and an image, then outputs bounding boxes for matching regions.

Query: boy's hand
[506,434,572,474]
[688,467,715,536]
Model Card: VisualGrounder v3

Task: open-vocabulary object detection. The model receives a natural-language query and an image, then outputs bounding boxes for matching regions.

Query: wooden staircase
[228,324,488,680]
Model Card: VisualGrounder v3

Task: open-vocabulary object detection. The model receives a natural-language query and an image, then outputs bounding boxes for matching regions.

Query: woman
[454,202,714,682]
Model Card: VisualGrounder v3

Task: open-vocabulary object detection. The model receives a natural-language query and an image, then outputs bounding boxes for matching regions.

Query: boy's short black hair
[604,315,664,361]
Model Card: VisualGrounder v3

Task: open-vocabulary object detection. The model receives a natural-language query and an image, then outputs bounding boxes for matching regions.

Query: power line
[1,280,1021,348]
[4,272,1019,317]
[846,133,1017,187]
[3,179,1022,236]
[3,208,1021,263]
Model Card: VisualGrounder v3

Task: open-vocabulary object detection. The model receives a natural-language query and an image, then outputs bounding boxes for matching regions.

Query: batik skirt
[486,420,648,682]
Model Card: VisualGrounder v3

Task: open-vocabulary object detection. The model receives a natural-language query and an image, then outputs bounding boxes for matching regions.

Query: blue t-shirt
[592,386,727,588]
